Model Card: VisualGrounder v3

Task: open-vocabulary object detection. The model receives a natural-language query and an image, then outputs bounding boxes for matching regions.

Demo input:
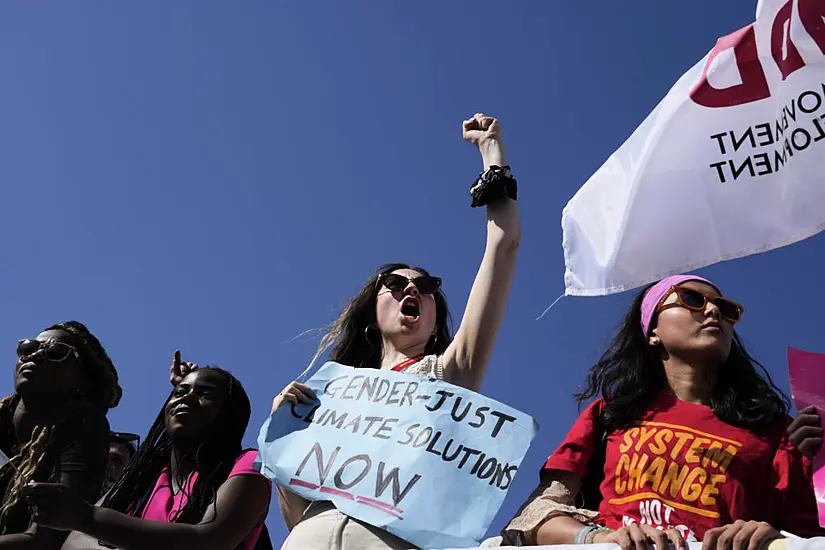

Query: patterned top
[397,354,444,379]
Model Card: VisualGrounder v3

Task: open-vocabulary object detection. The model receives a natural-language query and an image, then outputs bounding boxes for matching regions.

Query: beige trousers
[281,502,417,550]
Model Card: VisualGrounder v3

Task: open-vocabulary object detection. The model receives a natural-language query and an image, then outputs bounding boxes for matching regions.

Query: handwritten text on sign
[256,362,537,550]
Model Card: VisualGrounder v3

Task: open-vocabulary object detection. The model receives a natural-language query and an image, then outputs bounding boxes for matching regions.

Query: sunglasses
[110,431,141,450]
[657,285,744,324]
[16,339,80,363]
[379,273,442,295]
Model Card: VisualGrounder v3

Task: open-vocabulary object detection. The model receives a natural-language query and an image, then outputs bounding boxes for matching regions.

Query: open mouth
[400,299,420,320]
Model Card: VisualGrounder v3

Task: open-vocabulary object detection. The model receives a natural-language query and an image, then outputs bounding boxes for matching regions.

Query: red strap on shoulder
[391,354,426,372]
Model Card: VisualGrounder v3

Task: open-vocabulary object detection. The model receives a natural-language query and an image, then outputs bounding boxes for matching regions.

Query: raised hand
[169,349,199,387]
[462,112,506,169]
[462,112,502,145]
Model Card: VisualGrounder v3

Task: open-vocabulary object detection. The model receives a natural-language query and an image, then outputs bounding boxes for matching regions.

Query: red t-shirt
[544,393,824,542]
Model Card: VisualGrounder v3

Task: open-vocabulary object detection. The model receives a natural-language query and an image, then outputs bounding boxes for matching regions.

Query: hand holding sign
[701,520,783,550]
[788,406,824,461]
[272,381,315,412]
[590,523,684,550]
[257,362,537,549]
[788,347,825,526]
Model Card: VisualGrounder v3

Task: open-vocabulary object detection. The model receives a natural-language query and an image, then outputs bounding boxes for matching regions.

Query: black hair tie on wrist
[469,165,517,207]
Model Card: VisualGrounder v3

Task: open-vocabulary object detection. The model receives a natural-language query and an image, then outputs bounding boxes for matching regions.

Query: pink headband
[640,274,717,336]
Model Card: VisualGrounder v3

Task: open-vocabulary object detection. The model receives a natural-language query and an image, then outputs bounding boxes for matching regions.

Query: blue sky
[1,1,823,545]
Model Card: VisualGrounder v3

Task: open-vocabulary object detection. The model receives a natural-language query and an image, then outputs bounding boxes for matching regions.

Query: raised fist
[462,112,502,147]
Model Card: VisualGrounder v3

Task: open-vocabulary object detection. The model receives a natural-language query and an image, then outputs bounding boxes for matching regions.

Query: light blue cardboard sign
[257,362,538,549]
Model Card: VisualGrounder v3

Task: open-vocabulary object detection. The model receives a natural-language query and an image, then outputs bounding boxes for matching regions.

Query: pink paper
[787,347,825,527]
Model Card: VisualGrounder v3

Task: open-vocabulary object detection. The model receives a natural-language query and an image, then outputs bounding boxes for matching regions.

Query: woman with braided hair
[24,352,271,550]
[0,320,121,548]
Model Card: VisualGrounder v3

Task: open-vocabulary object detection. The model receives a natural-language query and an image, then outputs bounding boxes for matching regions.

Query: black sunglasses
[379,273,442,295]
[110,431,141,450]
[16,339,79,363]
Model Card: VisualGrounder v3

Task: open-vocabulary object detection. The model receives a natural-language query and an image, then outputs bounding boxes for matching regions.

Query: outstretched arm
[24,474,271,550]
[441,113,520,392]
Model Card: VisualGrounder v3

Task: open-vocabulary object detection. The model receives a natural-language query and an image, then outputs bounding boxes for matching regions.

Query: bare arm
[89,475,269,550]
[0,529,67,550]
[276,484,311,531]
[442,114,520,392]
[501,470,595,545]
[24,474,270,550]
[504,471,684,549]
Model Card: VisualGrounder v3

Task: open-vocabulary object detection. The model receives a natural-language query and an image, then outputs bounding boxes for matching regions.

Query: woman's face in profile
[651,281,734,366]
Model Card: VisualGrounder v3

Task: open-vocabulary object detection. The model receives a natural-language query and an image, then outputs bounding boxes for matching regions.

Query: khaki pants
[282,502,416,550]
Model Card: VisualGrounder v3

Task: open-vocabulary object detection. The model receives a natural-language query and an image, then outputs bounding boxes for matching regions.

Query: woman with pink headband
[501,275,823,549]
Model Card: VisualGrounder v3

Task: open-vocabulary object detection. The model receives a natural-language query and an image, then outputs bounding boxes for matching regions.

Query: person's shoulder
[228,450,272,489]
[62,402,110,439]
[580,397,605,417]
[235,449,259,467]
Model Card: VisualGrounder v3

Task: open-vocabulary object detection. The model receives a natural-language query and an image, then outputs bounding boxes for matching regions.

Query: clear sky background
[1,1,823,545]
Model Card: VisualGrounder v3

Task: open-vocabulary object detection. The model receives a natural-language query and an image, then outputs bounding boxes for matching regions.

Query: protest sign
[562,0,825,296]
[256,362,538,549]
[787,347,825,526]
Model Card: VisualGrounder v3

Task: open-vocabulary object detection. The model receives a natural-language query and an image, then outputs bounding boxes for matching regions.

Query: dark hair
[0,320,121,533]
[102,367,251,525]
[576,283,789,434]
[305,263,453,372]
[47,321,122,410]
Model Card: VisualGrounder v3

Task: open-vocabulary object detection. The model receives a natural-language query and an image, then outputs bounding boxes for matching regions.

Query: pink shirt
[140,450,271,550]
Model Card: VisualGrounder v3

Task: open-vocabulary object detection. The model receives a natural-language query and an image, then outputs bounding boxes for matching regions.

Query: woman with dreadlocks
[23,351,271,550]
[0,321,121,548]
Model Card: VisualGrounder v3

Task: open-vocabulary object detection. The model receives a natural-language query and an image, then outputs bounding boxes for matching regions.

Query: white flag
[562,0,825,296]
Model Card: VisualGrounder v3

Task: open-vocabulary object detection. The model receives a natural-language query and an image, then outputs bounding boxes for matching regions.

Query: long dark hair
[576,284,789,434]
[303,263,453,374]
[0,321,121,533]
[102,367,250,525]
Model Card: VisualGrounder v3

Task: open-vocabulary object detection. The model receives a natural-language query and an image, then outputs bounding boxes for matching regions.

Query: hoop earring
[427,331,438,351]
[364,325,377,347]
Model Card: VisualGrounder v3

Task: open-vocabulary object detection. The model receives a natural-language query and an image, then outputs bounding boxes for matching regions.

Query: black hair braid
[47,321,122,410]
[102,408,171,514]
[103,368,250,531]
[0,401,90,533]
